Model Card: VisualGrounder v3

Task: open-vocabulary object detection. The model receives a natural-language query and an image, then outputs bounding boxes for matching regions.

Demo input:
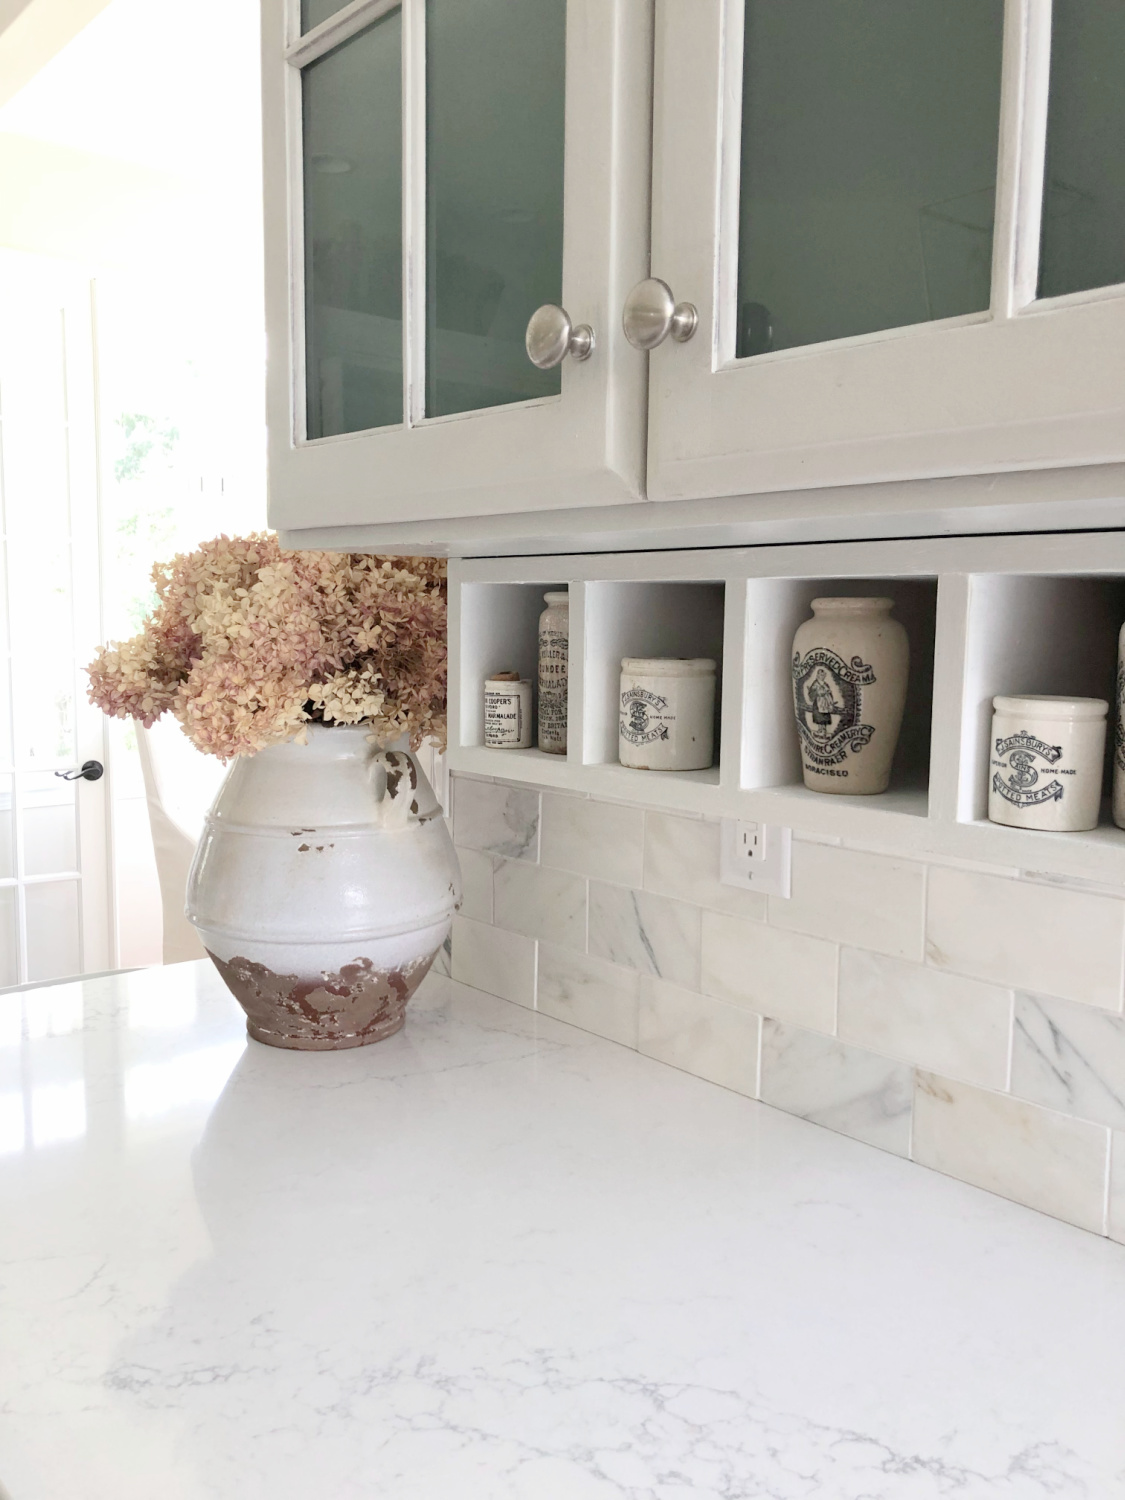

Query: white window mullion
[286,0,401,67]
[402,0,427,427]
[991,0,1052,320]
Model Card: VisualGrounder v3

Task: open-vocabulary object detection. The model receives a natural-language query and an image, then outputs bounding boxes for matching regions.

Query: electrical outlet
[719,819,792,898]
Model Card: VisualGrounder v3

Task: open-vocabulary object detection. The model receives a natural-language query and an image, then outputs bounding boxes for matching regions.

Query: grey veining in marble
[587,880,701,989]
[451,777,540,860]
[1012,992,1125,1130]
[1,962,1124,1500]
[761,1018,914,1155]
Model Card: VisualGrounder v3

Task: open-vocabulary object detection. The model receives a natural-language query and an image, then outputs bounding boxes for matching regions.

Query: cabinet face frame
[647,0,1125,506]
[263,0,653,533]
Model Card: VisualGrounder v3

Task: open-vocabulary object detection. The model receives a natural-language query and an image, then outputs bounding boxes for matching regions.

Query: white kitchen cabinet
[266,0,1125,545]
[262,0,652,534]
[644,0,1125,504]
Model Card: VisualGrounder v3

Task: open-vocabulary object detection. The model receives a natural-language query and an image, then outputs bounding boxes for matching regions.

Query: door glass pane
[302,0,347,31]
[303,12,403,440]
[0,776,14,882]
[425,0,566,417]
[23,774,77,878]
[0,887,15,989]
[25,881,80,985]
[1038,1,1125,299]
[736,0,1005,358]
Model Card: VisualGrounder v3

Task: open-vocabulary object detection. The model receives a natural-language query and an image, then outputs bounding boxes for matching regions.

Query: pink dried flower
[86,534,447,759]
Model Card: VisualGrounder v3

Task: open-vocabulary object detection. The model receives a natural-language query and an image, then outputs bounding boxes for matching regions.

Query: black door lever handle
[55,760,104,783]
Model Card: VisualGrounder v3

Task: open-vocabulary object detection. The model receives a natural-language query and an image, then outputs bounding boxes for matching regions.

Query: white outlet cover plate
[720,819,792,899]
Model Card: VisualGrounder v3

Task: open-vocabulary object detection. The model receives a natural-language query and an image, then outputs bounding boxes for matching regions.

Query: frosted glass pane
[24,774,77,878]
[302,0,347,31]
[736,0,1005,358]
[0,887,15,989]
[25,881,80,985]
[303,13,403,439]
[425,0,565,417]
[0,775,13,881]
[1039,1,1125,298]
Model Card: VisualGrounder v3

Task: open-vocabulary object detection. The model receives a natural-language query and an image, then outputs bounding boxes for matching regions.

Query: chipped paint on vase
[186,724,461,1050]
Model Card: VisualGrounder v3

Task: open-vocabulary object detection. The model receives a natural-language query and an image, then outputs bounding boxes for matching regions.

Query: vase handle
[368,749,420,829]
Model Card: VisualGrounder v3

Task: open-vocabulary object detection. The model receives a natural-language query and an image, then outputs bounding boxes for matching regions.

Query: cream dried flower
[86,534,447,760]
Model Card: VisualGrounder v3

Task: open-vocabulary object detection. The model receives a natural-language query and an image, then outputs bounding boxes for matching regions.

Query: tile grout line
[1102,1127,1113,1237]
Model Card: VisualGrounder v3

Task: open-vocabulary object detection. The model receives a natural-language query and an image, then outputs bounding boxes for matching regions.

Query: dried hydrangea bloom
[86,534,447,760]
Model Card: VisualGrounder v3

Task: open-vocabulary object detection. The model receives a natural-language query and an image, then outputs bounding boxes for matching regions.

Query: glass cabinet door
[263,0,651,535]
[645,0,1125,508]
[735,0,1005,358]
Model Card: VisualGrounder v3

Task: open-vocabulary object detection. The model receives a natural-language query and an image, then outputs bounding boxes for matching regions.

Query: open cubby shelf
[450,532,1125,883]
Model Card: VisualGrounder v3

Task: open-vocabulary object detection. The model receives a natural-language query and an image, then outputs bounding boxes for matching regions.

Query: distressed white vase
[791,597,909,795]
[186,724,460,1050]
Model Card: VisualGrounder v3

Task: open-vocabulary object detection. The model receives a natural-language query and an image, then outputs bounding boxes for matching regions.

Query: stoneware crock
[791,597,909,795]
[186,724,460,1050]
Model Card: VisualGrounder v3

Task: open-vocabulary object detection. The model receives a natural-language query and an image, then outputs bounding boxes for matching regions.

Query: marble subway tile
[454,847,495,924]
[1010,994,1125,1130]
[451,915,536,1009]
[451,777,540,861]
[913,1072,1109,1234]
[643,812,767,920]
[493,859,587,950]
[431,934,453,977]
[838,948,1010,1090]
[638,976,759,1096]
[926,867,1125,1010]
[540,793,645,886]
[588,883,701,990]
[537,943,639,1047]
[1110,1132,1125,1246]
[701,912,836,1033]
[768,842,925,960]
[759,1020,912,1155]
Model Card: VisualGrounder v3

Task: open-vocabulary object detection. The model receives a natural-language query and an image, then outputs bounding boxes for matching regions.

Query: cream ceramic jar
[484,672,532,748]
[538,591,569,754]
[989,695,1107,832]
[791,597,909,795]
[619,658,716,771]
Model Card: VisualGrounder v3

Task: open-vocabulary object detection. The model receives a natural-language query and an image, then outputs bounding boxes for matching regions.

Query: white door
[262,0,652,535]
[0,255,112,985]
[645,0,1125,504]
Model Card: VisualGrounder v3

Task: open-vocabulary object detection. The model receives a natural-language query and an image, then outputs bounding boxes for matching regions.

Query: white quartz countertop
[1,961,1124,1500]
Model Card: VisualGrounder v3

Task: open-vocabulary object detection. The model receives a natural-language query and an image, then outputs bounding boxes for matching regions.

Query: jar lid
[621,657,717,677]
[486,671,524,684]
[993,694,1108,721]
[543,591,569,606]
[811,596,895,613]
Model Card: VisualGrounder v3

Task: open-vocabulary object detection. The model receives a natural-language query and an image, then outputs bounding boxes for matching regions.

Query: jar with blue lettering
[988,695,1107,832]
